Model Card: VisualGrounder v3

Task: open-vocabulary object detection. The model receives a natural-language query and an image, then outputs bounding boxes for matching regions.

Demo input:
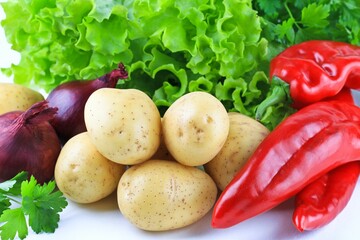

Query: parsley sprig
[0,172,68,240]
[254,0,360,60]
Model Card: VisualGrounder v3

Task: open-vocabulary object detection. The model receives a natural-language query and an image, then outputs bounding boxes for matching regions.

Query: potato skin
[0,83,44,114]
[150,134,175,161]
[117,159,217,231]
[55,132,126,203]
[204,112,270,190]
[162,91,229,166]
[84,88,161,165]
[150,118,176,161]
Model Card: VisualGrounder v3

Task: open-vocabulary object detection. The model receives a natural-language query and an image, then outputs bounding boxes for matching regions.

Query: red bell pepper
[271,40,360,107]
[323,87,354,103]
[256,40,360,119]
[293,161,360,231]
[211,100,360,228]
[292,88,360,231]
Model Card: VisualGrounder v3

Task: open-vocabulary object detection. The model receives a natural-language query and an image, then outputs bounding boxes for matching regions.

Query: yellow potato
[55,132,126,204]
[117,159,217,231]
[204,112,270,190]
[150,118,175,161]
[84,88,161,165]
[0,83,44,114]
[162,91,229,166]
[150,134,175,161]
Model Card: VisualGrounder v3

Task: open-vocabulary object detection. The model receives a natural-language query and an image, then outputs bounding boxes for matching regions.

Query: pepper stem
[255,76,292,120]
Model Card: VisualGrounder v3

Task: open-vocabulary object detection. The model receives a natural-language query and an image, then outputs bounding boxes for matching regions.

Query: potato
[55,132,126,204]
[150,118,175,161]
[150,136,175,161]
[162,91,229,166]
[0,83,44,114]
[84,88,161,165]
[117,159,217,231]
[204,112,270,190]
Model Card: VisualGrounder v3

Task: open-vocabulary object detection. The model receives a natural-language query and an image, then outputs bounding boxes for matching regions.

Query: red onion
[46,63,128,141]
[0,100,61,184]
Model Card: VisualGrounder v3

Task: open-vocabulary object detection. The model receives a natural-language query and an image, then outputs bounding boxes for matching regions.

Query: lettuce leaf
[1,0,292,129]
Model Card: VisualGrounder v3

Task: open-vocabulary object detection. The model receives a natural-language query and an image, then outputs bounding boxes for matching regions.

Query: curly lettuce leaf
[1,0,291,129]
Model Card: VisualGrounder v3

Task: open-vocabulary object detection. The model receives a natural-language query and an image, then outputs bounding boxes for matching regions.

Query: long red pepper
[211,100,360,228]
[253,40,360,231]
[292,88,360,231]
[293,161,360,231]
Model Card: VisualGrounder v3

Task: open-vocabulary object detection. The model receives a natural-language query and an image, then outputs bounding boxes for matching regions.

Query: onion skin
[0,101,61,184]
[46,63,128,141]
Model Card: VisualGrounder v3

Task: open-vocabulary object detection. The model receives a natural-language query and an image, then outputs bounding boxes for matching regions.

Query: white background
[1,4,360,240]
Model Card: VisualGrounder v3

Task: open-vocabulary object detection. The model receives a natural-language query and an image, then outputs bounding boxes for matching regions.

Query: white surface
[1,5,360,240]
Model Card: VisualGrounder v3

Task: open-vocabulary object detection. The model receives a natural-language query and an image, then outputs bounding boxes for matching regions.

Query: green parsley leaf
[0,174,68,240]
[0,172,28,195]
[293,0,308,9]
[0,194,11,216]
[275,18,296,43]
[0,208,28,240]
[0,181,16,193]
[301,3,330,28]
[21,176,68,234]
[337,1,360,44]
[256,0,282,18]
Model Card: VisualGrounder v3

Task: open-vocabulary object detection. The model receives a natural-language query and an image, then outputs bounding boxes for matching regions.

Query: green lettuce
[1,0,294,129]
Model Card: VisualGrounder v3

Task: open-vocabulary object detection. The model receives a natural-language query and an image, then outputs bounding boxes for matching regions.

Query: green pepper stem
[255,76,292,120]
